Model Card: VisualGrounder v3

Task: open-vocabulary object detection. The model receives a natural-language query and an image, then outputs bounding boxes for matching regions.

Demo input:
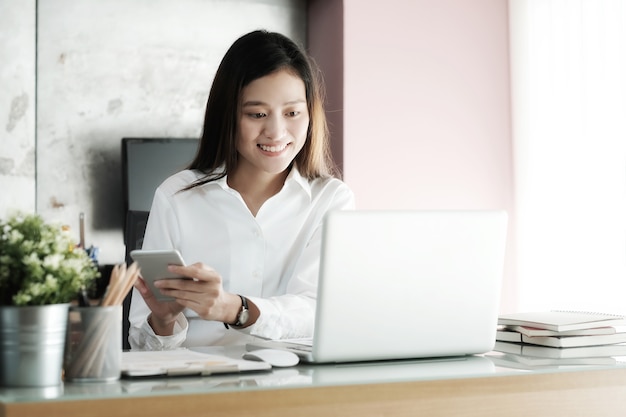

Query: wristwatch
[224,295,249,329]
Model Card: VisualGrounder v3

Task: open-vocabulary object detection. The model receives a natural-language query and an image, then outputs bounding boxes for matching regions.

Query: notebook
[121,348,271,377]
[247,209,508,363]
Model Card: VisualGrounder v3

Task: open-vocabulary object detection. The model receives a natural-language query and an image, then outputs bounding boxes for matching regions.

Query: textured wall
[0,0,36,215]
[9,0,305,263]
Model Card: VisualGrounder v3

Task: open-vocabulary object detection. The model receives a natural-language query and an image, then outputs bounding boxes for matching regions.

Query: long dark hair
[184,29,336,191]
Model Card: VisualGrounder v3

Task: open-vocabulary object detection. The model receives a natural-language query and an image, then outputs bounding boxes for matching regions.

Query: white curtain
[509,0,626,313]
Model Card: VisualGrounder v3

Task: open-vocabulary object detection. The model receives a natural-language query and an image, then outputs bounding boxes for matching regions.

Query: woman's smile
[258,143,291,153]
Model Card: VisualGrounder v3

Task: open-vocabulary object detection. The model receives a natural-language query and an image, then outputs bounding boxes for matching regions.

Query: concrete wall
[1,0,306,264]
[0,0,36,215]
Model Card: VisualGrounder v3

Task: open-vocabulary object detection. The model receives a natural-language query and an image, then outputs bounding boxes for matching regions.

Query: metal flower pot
[0,303,69,387]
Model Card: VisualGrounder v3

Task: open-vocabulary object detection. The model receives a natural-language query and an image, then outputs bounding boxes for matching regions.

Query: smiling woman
[128,30,355,350]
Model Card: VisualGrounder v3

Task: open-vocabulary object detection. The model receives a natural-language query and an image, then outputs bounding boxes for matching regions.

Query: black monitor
[121,137,200,214]
[121,137,199,254]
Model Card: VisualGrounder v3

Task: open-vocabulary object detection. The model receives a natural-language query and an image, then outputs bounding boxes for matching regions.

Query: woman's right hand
[134,276,186,336]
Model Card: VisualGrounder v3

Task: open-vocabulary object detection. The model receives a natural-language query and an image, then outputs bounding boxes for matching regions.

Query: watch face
[238,309,250,326]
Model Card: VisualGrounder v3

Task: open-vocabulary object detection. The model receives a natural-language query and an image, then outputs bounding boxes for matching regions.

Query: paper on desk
[121,348,271,377]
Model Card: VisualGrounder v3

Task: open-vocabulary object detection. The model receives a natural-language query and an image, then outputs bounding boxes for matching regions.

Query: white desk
[2,347,626,417]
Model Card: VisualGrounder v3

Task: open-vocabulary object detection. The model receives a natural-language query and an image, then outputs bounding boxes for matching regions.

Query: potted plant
[0,211,99,387]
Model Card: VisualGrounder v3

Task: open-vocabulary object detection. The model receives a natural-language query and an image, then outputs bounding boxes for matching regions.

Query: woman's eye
[248,112,266,119]
[286,111,300,117]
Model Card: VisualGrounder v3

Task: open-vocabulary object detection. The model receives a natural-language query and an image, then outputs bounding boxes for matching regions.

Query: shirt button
[252,270,260,278]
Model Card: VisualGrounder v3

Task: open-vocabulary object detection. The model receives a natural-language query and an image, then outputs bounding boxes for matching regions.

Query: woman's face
[236,69,309,177]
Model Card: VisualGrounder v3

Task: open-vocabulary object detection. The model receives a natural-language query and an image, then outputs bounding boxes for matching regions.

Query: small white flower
[8,229,23,244]
[43,253,63,270]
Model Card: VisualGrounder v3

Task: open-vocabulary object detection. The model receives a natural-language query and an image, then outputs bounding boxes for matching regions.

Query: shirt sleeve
[127,302,189,350]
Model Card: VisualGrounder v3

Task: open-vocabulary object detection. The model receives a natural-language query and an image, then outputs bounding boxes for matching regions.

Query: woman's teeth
[259,143,288,153]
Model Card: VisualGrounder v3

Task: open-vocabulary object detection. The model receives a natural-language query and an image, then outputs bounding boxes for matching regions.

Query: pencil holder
[64,305,122,382]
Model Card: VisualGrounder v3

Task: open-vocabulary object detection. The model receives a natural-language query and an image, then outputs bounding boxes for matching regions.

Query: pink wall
[309,0,516,310]
[307,0,344,175]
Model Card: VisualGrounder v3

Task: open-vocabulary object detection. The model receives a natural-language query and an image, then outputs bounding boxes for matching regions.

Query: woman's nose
[263,114,286,140]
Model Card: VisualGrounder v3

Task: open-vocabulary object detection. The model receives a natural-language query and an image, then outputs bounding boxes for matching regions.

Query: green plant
[0,212,99,306]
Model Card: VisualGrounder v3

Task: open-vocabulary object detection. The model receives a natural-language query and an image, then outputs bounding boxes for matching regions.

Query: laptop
[247,209,508,364]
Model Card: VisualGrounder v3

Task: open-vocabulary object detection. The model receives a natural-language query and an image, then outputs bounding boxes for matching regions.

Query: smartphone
[130,249,188,302]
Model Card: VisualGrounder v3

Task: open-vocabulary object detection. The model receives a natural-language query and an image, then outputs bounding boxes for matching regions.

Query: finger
[173,296,218,319]
[167,263,220,282]
[155,281,219,304]
[136,277,181,311]
[134,277,152,297]
[154,288,204,309]
[154,277,203,293]
[136,277,170,307]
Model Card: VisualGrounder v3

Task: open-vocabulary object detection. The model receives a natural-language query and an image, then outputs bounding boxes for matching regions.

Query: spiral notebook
[248,210,509,363]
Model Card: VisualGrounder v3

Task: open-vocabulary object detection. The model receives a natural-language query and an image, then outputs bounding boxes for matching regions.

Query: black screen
[122,138,199,213]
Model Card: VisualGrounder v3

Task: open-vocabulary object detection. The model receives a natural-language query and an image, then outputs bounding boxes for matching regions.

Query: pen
[79,212,85,248]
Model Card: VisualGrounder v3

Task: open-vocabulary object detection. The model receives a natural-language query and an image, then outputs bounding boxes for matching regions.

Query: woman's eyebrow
[242,99,306,107]
[242,100,266,107]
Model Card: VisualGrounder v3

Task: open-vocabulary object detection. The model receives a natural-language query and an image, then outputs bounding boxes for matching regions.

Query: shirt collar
[285,164,313,199]
[208,164,312,199]
[212,172,229,190]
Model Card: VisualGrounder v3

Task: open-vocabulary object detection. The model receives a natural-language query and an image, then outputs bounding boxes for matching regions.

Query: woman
[129,30,355,349]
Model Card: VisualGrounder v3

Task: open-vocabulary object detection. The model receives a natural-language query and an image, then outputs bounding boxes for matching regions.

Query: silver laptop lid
[312,210,508,363]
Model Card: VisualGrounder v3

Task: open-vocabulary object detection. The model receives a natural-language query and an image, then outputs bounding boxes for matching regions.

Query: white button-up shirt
[128,166,355,349]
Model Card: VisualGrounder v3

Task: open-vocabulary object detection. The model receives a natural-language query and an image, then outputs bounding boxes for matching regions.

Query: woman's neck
[228,166,290,217]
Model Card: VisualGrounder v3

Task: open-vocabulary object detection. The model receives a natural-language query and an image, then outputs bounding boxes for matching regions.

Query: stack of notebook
[491,311,626,369]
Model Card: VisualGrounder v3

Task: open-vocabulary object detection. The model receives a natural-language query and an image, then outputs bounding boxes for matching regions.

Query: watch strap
[223,294,249,329]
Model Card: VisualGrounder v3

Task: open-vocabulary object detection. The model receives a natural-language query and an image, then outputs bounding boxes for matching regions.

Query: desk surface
[2,347,626,417]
